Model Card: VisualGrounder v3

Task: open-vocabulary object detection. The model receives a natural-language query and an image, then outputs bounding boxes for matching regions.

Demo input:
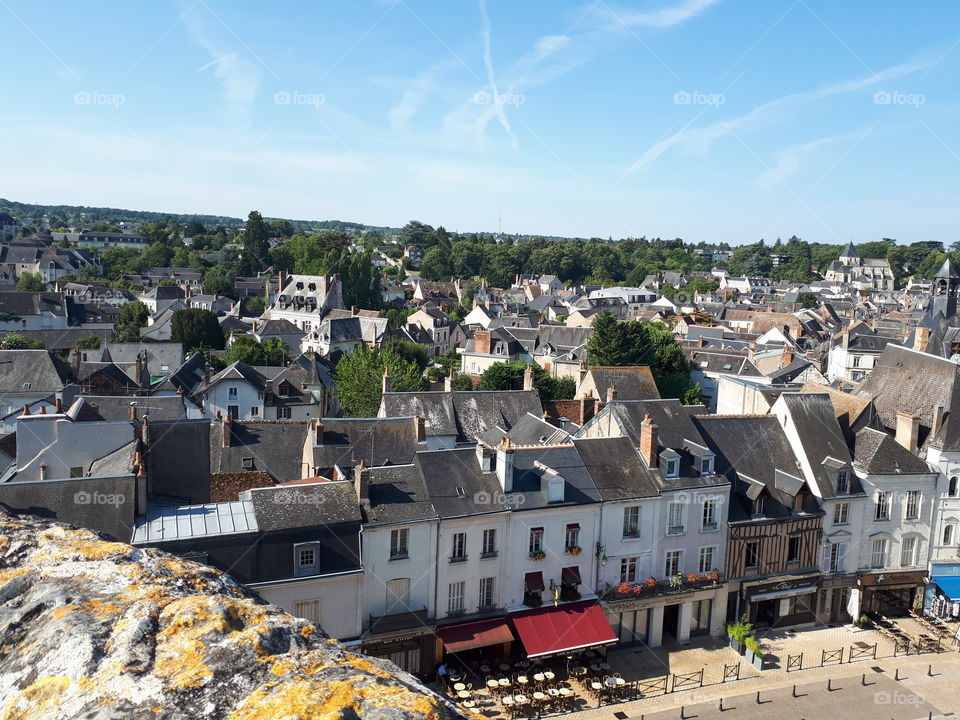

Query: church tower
[839,241,860,265]
[932,257,960,319]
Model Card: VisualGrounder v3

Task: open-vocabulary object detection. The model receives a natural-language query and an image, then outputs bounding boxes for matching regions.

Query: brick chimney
[353,459,370,510]
[640,414,659,468]
[841,327,850,350]
[382,366,391,393]
[141,415,150,443]
[895,412,920,453]
[914,327,930,352]
[223,415,232,448]
[38,405,46,414]
[782,347,794,367]
[129,404,137,421]
[523,365,534,391]
[474,329,492,355]
[21,404,29,417]
[606,384,618,403]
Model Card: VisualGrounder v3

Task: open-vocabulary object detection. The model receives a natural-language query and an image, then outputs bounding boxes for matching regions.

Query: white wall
[254,572,363,640]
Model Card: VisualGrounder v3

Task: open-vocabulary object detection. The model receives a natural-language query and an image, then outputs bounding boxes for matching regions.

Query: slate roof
[695,415,808,521]
[210,420,309,484]
[509,444,602,510]
[245,481,361,530]
[364,464,437,525]
[855,344,960,444]
[205,362,266,392]
[778,392,853,497]
[0,349,74,393]
[853,428,931,475]
[0,292,68,318]
[477,412,570,447]
[379,390,543,443]
[78,395,188,422]
[572,436,659,500]
[311,417,422,472]
[416,448,507,518]
[582,366,660,401]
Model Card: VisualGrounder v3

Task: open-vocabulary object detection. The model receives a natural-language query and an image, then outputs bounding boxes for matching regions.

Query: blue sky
[1,0,958,244]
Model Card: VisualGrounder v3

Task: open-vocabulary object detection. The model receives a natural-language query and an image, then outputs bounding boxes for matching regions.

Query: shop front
[742,573,820,628]
[858,570,926,617]
[602,583,727,646]
[361,627,436,677]
[818,573,856,624]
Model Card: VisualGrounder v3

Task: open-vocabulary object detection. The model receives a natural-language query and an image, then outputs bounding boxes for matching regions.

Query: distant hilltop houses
[3,206,960,677]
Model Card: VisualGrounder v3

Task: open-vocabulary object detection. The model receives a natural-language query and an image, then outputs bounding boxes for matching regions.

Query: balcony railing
[603,572,723,601]
[368,607,429,635]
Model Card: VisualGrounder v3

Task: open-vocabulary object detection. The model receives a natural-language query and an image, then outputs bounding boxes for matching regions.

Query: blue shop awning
[933,576,960,601]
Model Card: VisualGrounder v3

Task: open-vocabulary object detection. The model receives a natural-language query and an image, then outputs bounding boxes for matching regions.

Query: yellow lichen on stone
[1,676,70,720]
[268,659,294,676]
[84,599,123,619]
[51,604,79,620]
[343,654,391,679]
[300,625,314,638]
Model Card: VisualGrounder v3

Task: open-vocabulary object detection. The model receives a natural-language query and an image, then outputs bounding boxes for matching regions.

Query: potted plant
[559,585,581,602]
[523,591,542,608]
[725,617,753,655]
[530,550,546,561]
[745,636,765,670]
[566,545,582,556]
[855,613,870,629]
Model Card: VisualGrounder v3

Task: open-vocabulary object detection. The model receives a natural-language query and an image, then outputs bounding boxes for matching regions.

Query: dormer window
[666,458,679,477]
[660,450,680,478]
[700,455,714,476]
[836,469,849,495]
[753,496,765,517]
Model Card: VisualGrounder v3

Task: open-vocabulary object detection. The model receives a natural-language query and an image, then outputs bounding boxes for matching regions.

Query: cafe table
[457,690,471,699]
[453,683,466,692]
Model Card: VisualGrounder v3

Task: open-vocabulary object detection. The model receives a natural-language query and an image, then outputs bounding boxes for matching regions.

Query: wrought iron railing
[603,572,723,600]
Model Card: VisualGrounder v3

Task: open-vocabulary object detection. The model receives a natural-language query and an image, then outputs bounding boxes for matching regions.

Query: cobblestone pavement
[451,623,960,719]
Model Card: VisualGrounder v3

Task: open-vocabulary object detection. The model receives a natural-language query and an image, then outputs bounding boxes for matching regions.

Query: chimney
[747,341,757,363]
[135,353,143,378]
[141,415,151,443]
[495,437,514,492]
[351,305,357,316]
[223,415,232,448]
[72,348,81,374]
[606,384,618,403]
[698,335,705,348]
[314,418,324,446]
[782,347,794,367]
[414,415,426,443]
[895,412,920,453]
[474,329,492,355]
[382,366,391,393]
[353,459,370,508]
[578,362,587,386]
[523,365,534,391]
[39,463,47,481]
[21,404,29,417]
[278,270,288,293]
[476,442,494,472]
[129,404,137,421]
[914,326,930,353]
[841,327,850,350]
[133,450,143,478]
[934,404,946,436]
[54,398,62,413]
[640,414,659,468]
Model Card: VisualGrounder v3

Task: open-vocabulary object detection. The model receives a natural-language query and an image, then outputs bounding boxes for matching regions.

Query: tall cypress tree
[241,211,270,275]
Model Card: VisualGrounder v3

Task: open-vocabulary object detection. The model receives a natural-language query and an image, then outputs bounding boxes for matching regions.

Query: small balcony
[604,571,723,601]
[368,607,429,635]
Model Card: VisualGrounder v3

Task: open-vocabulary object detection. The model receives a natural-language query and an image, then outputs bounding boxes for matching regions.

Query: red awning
[511,600,617,659]
[562,566,582,585]
[437,618,515,653]
[524,571,545,592]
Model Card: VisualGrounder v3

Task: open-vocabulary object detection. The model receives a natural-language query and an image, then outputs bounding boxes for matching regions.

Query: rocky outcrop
[0,512,463,720]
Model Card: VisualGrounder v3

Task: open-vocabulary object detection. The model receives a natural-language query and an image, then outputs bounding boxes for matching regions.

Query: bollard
[928,664,933,677]
[719,697,724,711]
[680,707,685,720]
[861,673,866,686]
[756,690,762,704]
[895,668,900,681]
[792,684,797,698]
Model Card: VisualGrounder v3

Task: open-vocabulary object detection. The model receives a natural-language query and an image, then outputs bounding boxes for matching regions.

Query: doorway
[662,603,680,641]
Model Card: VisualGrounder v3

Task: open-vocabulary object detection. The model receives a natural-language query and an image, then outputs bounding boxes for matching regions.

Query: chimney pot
[607,384,618,403]
[55,398,63,413]
[382,366,391,394]
[523,365,534,391]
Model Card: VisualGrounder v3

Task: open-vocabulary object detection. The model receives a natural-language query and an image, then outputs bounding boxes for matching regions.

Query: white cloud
[629,59,929,172]
[752,132,860,188]
[477,0,518,147]
[388,60,457,132]
[181,4,262,116]
[598,0,721,29]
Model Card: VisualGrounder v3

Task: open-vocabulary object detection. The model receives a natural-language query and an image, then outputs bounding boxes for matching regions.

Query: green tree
[334,345,425,417]
[226,336,288,366]
[0,333,45,349]
[113,300,149,342]
[203,268,236,298]
[241,210,271,275]
[682,382,705,406]
[796,292,819,309]
[476,360,574,401]
[16,273,46,292]
[75,336,102,350]
[171,308,225,351]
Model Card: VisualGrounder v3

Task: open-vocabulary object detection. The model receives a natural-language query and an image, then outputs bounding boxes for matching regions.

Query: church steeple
[839,241,858,262]
[932,257,960,318]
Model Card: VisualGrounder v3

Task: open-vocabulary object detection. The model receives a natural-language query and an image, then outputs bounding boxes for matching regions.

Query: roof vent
[455,485,466,498]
